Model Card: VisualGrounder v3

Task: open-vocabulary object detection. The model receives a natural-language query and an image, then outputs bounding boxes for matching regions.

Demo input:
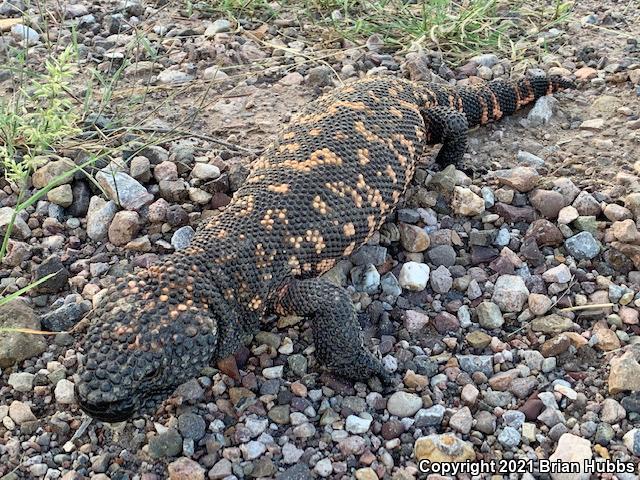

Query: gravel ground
[1,0,640,479]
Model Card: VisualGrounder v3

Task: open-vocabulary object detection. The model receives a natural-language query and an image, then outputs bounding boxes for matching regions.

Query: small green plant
[0,44,80,186]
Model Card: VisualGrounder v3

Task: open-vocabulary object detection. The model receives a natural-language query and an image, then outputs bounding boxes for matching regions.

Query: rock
[8,372,34,392]
[354,468,378,480]
[398,262,429,291]
[96,171,153,211]
[527,96,556,126]
[553,178,580,204]
[345,414,372,434]
[351,264,380,293]
[11,23,39,45]
[54,379,75,404]
[498,426,521,448]
[531,315,573,334]
[517,150,545,168]
[558,206,579,224]
[208,459,232,479]
[130,156,151,182]
[279,72,304,86]
[403,310,429,333]
[528,294,553,316]
[604,204,632,222]
[492,275,529,312]
[529,189,565,219]
[572,191,601,216]
[575,66,597,80]
[427,244,456,267]
[623,429,640,456]
[611,219,639,243]
[549,433,592,480]
[466,330,491,349]
[0,301,47,368]
[306,66,334,88]
[178,413,206,441]
[600,398,626,424]
[565,232,600,260]
[526,219,564,246]
[205,19,231,36]
[86,197,118,241]
[399,224,430,252]
[168,457,205,480]
[430,265,452,293]
[592,320,621,351]
[476,301,504,329]
[241,440,266,460]
[47,184,73,207]
[580,118,604,130]
[449,407,473,434]
[158,69,193,84]
[34,255,69,293]
[148,428,182,458]
[108,211,140,246]
[414,434,475,462]
[171,226,195,250]
[452,187,485,216]
[314,458,333,477]
[494,167,540,193]
[387,391,422,417]
[154,161,178,182]
[203,66,228,81]
[608,351,640,394]
[9,400,36,424]
[458,354,493,377]
[191,163,221,181]
[542,264,571,283]
[540,334,571,357]
[0,207,31,240]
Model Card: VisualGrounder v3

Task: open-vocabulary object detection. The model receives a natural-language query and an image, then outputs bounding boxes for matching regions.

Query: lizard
[74,73,573,423]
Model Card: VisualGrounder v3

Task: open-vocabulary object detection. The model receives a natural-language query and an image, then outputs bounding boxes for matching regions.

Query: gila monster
[75,74,573,422]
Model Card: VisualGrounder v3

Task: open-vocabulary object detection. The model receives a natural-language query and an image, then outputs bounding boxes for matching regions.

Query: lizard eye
[144,367,161,380]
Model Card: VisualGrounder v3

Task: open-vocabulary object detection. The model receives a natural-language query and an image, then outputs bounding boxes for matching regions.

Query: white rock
[549,433,592,480]
[314,458,333,477]
[387,391,422,418]
[398,262,430,291]
[262,365,283,379]
[54,379,75,404]
[345,413,373,434]
[492,275,529,312]
[542,264,571,283]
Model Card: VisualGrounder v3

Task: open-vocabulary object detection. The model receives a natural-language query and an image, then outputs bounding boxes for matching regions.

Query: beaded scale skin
[75,74,573,422]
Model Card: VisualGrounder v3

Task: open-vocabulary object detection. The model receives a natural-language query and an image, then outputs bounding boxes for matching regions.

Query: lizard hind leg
[272,278,393,384]
[423,106,470,168]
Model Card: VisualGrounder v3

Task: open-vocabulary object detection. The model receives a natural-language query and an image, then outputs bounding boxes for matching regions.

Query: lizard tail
[457,74,575,128]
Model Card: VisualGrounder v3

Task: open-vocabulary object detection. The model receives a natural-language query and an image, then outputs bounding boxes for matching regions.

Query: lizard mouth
[77,395,137,423]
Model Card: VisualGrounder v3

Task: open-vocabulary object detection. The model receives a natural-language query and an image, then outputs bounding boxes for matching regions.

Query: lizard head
[75,260,218,423]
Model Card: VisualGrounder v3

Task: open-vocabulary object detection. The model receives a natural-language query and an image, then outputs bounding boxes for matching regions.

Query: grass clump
[0,45,80,185]
[209,0,574,64]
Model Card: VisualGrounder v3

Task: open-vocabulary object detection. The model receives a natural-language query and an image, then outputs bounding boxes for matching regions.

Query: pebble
[527,96,556,126]
[608,351,640,394]
[168,457,205,480]
[11,23,39,44]
[542,264,571,283]
[498,426,521,448]
[345,414,372,434]
[148,429,183,458]
[623,429,640,456]
[9,400,36,424]
[429,265,452,293]
[476,301,504,329]
[208,459,232,479]
[549,434,592,480]
[54,379,75,404]
[398,261,429,291]
[0,301,47,368]
[96,171,154,211]
[8,372,34,392]
[492,275,530,312]
[0,207,31,240]
[108,211,140,246]
[414,434,475,462]
[452,186,485,215]
[386,392,422,417]
[565,231,601,260]
[449,406,473,434]
[314,458,333,477]
[171,226,195,250]
[399,223,430,252]
[86,197,118,241]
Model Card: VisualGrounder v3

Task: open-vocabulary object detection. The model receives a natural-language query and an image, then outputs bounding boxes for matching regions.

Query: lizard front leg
[272,277,392,384]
